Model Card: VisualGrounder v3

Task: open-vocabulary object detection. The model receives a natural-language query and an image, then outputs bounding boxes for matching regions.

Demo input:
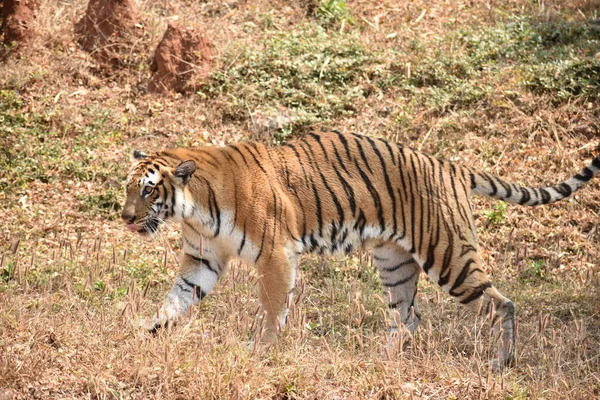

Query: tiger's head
[121,150,197,236]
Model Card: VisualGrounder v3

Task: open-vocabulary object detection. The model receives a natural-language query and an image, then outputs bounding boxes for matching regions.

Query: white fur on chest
[180,207,261,265]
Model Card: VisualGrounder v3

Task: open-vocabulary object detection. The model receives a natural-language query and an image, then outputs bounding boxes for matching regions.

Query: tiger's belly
[294,222,406,256]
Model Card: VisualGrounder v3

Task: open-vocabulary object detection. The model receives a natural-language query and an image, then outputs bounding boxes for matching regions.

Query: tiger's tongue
[126,224,141,232]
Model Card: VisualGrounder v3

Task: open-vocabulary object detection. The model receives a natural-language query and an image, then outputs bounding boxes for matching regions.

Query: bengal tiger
[121,130,600,369]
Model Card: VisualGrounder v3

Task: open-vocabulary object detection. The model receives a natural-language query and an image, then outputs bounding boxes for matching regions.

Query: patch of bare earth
[74,0,146,68]
[148,22,213,94]
[0,0,37,51]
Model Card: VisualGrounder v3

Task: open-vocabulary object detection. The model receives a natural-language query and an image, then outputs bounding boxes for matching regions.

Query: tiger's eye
[143,186,154,196]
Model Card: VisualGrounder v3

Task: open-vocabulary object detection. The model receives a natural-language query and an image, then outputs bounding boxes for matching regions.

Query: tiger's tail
[468,153,600,206]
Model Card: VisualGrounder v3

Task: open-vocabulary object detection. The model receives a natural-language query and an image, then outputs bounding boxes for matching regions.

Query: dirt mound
[148,22,213,94]
[74,0,144,67]
[1,0,37,46]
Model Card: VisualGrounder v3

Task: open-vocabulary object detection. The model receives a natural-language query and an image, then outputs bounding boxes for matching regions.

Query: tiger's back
[122,130,600,369]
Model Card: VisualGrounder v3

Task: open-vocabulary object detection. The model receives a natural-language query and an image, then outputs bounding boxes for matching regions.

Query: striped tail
[468,154,600,206]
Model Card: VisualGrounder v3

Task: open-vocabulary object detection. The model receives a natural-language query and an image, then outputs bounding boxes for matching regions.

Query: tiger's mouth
[126,218,160,235]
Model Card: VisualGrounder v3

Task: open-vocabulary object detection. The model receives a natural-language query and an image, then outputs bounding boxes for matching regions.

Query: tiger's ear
[131,150,148,161]
[173,160,197,185]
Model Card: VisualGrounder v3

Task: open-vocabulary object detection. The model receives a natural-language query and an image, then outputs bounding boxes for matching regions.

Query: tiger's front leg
[149,252,227,333]
[253,248,298,345]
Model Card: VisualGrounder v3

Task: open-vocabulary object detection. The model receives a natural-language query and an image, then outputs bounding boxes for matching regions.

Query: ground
[0,0,599,399]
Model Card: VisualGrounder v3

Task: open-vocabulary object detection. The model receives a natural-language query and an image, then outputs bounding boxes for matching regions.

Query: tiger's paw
[140,317,170,335]
[386,327,414,351]
[489,355,515,372]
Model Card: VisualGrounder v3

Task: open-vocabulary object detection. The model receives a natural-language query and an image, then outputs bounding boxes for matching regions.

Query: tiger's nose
[121,210,135,224]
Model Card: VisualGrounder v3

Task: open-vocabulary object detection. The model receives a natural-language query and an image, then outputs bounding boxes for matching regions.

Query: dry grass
[1,0,599,399]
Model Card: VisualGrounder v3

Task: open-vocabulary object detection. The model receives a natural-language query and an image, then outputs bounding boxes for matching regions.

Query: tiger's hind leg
[372,243,422,345]
[430,250,516,369]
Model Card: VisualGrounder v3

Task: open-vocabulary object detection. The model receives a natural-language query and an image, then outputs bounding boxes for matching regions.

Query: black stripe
[255,226,268,263]
[395,152,408,240]
[355,159,385,231]
[382,259,414,272]
[308,132,330,162]
[459,244,477,257]
[270,188,280,253]
[367,136,397,234]
[592,157,600,169]
[449,258,476,295]
[298,140,319,168]
[332,163,356,216]
[221,147,240,168]
[238,223,247,255]
[245,143,269,175]
[409,154,424,255]
[422,157,436,243]
[186,253,219,274]
[286,143,310,185]
[555,182,572,197]
[332,146,352,176]
[353,136,373,174]
[383,270,418,287]
[443,163,466,241]
[183,236,199,250]
[574,166,594,182]
[176,283,192,293]
[422,238,437,274]
[204,180,221,237]
[540,188,551,203]
[184,219,203,236]
[459,282,492,304]
[405,153,417,253]
[332,130,352,159]
[231,173,238,234]
[229,145,250,167]
[195,153,219,169]
[378,137,397,166]
[310,178,324,236]
[181,277,206,300]
[319,171,344,226]
[169,182,176,217]
[388,300,402,309]
[354,209,367,236]
[437,222,455,287]
[518,187,531,205]
[497,178,512,199]
[486,174,498,196]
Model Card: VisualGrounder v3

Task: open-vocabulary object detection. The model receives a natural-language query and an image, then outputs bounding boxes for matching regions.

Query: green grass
[199,24,390,140]
[0,90,127,220]
[399,17,600,113]
[485,201,509,225]
[196,16,600,143]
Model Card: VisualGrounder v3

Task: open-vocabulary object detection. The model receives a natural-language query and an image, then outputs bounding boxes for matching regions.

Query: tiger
[121,130,600,369]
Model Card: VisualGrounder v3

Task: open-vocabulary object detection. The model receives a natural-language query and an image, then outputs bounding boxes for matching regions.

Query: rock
[1,0,37,46]
[148,22,213,94]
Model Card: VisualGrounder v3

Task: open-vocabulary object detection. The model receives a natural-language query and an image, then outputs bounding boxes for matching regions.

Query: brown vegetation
[0,0,598,398]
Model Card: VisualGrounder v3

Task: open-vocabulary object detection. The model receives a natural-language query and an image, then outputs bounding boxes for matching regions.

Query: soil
[148,22,213,93]
[74,0,141,67]
[1,0,37,45]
